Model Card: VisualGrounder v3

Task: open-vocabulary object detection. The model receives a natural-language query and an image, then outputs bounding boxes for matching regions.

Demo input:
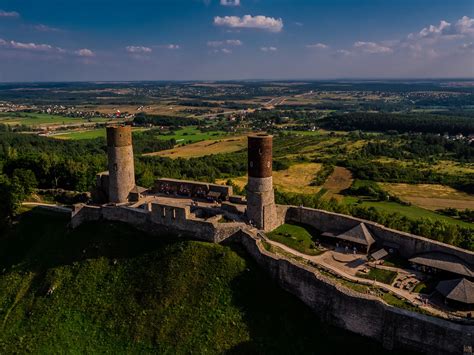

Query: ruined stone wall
[233,230,474,355]
[286,206,474,265]
[70,204,244,243]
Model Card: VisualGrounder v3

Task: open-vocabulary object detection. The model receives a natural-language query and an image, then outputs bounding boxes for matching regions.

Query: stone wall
[70,204,244,243]
[232,230,474,355]
[286,206,474,265]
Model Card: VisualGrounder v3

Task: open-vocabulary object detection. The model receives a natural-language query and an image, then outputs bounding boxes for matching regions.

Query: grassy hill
[0,209,409,354]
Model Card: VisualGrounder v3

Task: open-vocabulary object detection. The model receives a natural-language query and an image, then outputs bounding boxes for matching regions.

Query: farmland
[144,136,247,159]
[0,112,109,127]
[221,163,323,194]
[380,183,474,211]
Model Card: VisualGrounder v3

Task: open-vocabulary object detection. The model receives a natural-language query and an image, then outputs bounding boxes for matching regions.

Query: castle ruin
[70,125,474,355]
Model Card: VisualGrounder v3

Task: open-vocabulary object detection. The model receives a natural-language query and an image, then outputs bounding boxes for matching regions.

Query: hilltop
[0,208,399,354]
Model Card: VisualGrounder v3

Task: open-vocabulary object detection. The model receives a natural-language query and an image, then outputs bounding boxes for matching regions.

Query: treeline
[341,159,474,194]
[133,112,199,127]
[274,190,473,251]
[136,153,247,187]
[320,112,474,134]
[361,134,474,162]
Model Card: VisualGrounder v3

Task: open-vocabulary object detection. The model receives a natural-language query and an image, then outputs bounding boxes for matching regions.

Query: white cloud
[126,46,152,53]
[306,43,328,49]
[295,22,304,27]
[164,44,180,50]
[0,38,6,46]
[214,15,283,32]
[261,46,277,52]
[34,24,61,32]
[10,41,54,51]
[336,49,352,56]
[456,16,474,36]
[221,48,232,54]
[75,48,95,57]
[207,39,242,47]
[0,10,19,18]
[220,0,240,6]
[353,41,393,54]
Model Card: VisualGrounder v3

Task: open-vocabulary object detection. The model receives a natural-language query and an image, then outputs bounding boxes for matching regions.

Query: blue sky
[0,0,473,81]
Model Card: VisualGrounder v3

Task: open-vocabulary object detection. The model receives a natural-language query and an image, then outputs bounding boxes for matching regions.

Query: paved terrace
[261,235,470,321]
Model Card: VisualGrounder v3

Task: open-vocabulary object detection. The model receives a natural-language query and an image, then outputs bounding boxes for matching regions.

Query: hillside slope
[0,209,405,354]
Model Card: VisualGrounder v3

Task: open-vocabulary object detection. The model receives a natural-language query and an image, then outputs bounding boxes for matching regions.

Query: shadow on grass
[0,207,182,272]
[223,242,419,355]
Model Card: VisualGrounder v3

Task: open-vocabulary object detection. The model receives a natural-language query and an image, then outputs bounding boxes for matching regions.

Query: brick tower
[246,134,278,231]
[106,125,135,203]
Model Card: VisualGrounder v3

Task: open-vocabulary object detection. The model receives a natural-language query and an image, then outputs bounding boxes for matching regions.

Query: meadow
[145,136,247,159]
[154,127,228,144]
[222,162,323,194]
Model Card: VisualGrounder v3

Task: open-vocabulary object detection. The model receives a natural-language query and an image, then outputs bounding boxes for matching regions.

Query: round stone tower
[106,125,135,204]
[246,134,278,231]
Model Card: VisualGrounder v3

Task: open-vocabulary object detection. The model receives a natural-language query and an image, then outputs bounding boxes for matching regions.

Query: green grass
[0,112,109,127]
[0,208,392,354]
[155,127,227,144]
[357,267,398,285]
[344,197,474,228]
[267,223,322,256]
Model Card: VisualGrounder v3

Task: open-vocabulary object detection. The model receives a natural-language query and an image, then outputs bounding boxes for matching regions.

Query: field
[220,163,323,194]
[155,127,228,144]
[380,183,474,211]
[322,167,354,199]
[144,136,247,159]
[0,208,387,353]
[0,112,109,127]
[344,197,474,228]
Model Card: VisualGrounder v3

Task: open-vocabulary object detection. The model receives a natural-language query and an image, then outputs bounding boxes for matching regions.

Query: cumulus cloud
[214,15,283,32]
[126,46,152,53]
[207,39,242,47]
[456,16,474,36]
[353,41,393,54]
[261,46,277,52]
[306,43,328,49]
[408,16,474,42]
[75,48,95,57]
[220,0,240,6]
[10,41,54,51]
[0,10,19,18]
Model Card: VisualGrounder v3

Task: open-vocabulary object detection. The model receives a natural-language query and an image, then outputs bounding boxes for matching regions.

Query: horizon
[0,0,473,81]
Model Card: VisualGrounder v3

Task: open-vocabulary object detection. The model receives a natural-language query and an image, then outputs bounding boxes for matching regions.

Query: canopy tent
[436,278,474,305]
[371,248,388,261]
[409,252,473,278]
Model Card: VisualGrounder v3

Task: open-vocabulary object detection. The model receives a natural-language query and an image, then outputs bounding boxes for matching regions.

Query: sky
[0,0,473,81]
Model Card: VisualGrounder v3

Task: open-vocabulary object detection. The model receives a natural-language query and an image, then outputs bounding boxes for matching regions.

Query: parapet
[106,125,132,147]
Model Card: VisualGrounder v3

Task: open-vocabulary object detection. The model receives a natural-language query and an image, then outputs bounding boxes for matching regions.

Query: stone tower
[106,125,135,204]
[246,134,278,232]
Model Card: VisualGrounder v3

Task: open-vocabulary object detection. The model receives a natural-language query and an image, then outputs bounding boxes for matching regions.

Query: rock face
[246,134,278,232]
[106,126,135,204]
